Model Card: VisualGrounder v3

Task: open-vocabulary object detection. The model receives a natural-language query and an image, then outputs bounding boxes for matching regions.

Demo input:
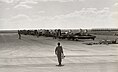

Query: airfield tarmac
[0,33,118,72]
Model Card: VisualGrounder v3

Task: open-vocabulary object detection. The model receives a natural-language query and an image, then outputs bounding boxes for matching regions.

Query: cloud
[0,7,116,29]
[0,0,86,3]
[38,0,73,2]
[44,7,113,28]
[111,12,118,19]
[14,2,32,8]
[26,7,113,28]
[112,2,118,12]
[20,0,38,4]
[11,14,31,19]
[114,3,118,7]
[9,14,34,28]
[53,8,110,19]
[10,14,32,25]
[35,0,85,2]
[0,0,14,3]
[0,0,79,3]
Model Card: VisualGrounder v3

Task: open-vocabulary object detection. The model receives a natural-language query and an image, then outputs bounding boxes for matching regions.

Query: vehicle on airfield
[59,32,96,41]
[114,33,118,36]
[58,32,68,39]
[19,29,96,41]
[20,30,27,35]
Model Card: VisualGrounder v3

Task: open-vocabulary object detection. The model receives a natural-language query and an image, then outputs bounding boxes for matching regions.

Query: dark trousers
[18,34,21,39]
[57,54,62,65]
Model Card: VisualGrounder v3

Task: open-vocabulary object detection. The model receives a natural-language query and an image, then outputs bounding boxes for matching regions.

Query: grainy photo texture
[0,0,118,72]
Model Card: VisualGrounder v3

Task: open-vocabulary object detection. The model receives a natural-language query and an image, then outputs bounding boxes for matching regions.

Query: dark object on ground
[99,39,118,44]
[59,33,96,41]
[114,33,118,36]
[84,38,118,45]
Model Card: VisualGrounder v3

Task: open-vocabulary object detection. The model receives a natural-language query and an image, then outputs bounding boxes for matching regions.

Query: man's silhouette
[18,30,21,39]
[55,42,64,66]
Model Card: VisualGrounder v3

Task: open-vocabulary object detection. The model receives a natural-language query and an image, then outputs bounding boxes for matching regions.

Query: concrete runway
[0,33,118,72]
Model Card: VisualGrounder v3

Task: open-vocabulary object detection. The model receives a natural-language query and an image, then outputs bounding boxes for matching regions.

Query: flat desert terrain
[0,33,118,72]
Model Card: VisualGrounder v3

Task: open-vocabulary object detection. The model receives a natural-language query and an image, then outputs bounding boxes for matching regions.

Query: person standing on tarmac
[18,30,21,39]
[55,42,65,66]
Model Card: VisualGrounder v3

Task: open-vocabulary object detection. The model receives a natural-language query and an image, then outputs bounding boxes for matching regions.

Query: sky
[0,0,118,29]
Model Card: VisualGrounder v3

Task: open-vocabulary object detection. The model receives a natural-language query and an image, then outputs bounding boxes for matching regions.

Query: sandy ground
[0,33,118,72]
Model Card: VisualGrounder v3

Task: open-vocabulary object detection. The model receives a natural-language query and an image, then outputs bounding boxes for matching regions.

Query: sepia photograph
[0,0,118,72]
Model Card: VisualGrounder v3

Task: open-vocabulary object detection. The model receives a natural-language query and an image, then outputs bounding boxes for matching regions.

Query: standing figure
[18,30,21,39]
[53,29,57,39]
[57,29,61,37]
[55,42,64,66]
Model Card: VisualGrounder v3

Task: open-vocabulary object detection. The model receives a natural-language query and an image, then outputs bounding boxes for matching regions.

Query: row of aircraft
[18,29,96,41]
